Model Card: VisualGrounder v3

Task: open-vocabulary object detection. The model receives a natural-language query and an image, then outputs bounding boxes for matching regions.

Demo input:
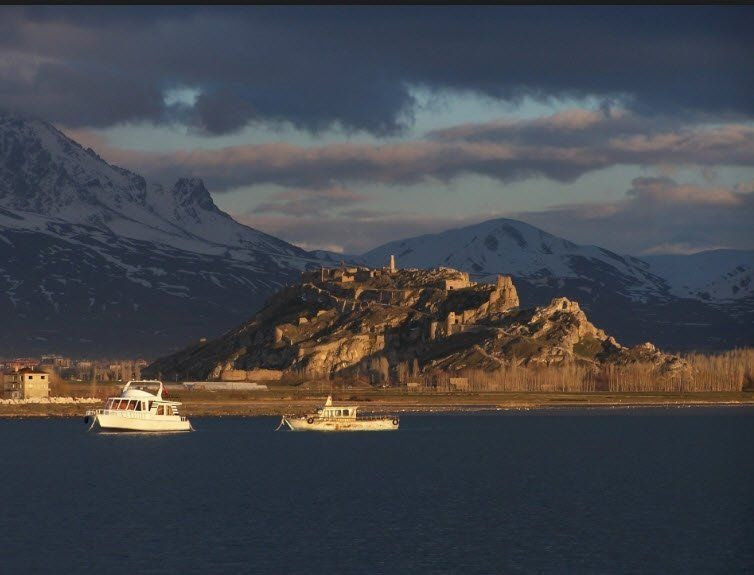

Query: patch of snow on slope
[643,250,754,302]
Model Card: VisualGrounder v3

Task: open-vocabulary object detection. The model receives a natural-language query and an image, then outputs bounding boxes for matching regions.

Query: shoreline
[2,391,753,418]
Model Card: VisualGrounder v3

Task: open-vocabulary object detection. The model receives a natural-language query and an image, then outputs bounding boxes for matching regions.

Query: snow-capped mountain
[0,113,320,356]
[363,219,753,350]
[0,115,307,258]
[1,113,750,354]
[364,218,668,300]
[643,250,753,302]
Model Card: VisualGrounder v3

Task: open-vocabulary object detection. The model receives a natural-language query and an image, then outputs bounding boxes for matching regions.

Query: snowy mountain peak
[171,178,216,211]
[360,217,753,349]
[0,113,148,220]
[363,216,665,300]
[157,177,228,229]
[0,113,315,260]
[0,113,327,355]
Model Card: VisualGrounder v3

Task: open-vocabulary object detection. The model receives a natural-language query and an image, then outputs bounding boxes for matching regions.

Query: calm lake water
[1,409,752,574]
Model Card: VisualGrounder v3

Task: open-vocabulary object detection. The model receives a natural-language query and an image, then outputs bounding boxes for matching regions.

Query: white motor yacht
[85,380,193,432]
[278,396,399,432]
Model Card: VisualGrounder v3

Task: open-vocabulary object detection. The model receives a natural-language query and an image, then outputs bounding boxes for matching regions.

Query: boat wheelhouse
[85,380,192,432]
[278,396,399,432]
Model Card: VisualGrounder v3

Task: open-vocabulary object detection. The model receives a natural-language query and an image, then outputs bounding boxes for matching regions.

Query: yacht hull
[282,416,398,432]
[88,413,192,432]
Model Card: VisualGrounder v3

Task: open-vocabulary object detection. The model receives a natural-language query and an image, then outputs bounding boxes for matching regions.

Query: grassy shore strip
[1,391,753,418]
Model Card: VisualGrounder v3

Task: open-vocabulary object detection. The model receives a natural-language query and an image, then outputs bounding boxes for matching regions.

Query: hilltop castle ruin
[145,255,683,384]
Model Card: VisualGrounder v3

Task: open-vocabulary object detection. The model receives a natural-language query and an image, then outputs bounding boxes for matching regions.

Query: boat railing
[355,413,398,421]
[293,413,396,421]
[89,408,184,420]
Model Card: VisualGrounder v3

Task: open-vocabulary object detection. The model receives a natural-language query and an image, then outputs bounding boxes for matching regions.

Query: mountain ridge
[361,218,753,350]
[1,112,750,355]
[0,113,322,356]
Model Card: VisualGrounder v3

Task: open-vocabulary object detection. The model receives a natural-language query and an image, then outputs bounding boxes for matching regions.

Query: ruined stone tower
[490,274,519,310]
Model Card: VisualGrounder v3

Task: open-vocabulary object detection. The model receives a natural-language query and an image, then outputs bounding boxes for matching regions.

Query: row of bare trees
[280,348,754,393]
[392,348,754,393]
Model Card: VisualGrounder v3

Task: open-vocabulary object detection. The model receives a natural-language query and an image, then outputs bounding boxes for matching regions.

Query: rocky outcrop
[145,265,684,382]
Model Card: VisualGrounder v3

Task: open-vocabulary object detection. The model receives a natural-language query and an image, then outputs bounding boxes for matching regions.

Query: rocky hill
[145,263,685,383]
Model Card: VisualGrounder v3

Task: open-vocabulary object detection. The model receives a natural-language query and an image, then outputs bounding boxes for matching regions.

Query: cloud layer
[3,6,751,256]
[1,7,752,134]
[63,108,754,255]
[237,177,754,255]
[71,109,754,193]
[516,177,754,255]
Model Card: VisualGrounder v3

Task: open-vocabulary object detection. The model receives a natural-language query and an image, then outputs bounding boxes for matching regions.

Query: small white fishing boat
[278,396,399,432]
[85,380,193,432]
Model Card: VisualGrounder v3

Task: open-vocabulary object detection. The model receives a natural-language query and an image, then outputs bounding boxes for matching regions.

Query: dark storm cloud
[0,58,164,127]
[191,91,258,136]
[1,6,752,134]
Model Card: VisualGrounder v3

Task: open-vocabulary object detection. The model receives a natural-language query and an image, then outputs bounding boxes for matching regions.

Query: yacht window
[343,409,349,416]
[166,406,174,416]
[135,402,142,411]
[157,405,165,415]
[128,401,137,410]
[118,400,128,410]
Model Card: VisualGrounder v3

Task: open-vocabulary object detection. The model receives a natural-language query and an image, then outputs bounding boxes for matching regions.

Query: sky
[1,6,753,255]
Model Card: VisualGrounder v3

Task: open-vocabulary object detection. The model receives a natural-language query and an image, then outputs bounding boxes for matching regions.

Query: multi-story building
[1,368,50,399]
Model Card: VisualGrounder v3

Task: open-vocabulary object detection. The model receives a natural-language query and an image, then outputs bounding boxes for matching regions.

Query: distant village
[0,355,148,400]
